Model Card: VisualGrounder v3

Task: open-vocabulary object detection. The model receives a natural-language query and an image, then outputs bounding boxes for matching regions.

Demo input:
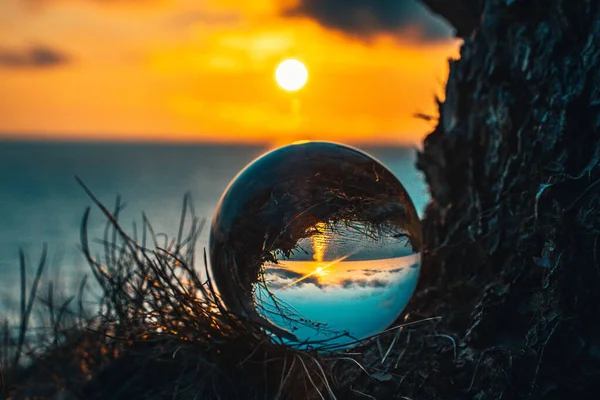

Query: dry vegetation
[0,181,443,400]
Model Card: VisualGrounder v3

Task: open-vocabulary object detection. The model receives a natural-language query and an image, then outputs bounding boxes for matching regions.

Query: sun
[275,59,308,92]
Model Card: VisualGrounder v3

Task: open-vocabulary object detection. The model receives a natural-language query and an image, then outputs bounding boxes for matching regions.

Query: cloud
[282,0,453,42]
[267,268,304,280]
[0,45,69,69]
[358,267,404,276]
[264,268,325,289]
[265,268,392,290]
[167,11,241,29]
[340,278,389,289]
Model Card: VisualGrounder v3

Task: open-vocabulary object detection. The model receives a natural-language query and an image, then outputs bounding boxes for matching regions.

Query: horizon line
[0,133,423,149]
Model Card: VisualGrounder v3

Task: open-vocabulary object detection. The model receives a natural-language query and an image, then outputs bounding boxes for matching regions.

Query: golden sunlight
[275,59,308,91]
[1,0,461,144]
[311,221,328,263]
[281,254,351,289]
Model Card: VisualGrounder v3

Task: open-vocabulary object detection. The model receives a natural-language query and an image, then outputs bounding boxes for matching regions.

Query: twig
[468,348,494,392]
[309,354,336,400]
[237,339,267,367]
[325,357,372,379]
[382,327,403,364]
[297,355,326,400]
[427,334,457,362]
[395,332,411,369]
[376,336,384,360]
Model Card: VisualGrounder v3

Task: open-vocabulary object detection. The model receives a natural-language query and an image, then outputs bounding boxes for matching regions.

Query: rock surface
[413,0,600,397]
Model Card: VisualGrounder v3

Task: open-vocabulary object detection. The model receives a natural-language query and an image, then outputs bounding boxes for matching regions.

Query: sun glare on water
[314,266,326,277]
[275,59,308,91]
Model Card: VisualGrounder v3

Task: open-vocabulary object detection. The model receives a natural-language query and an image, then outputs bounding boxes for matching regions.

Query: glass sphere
[209,141,421,349]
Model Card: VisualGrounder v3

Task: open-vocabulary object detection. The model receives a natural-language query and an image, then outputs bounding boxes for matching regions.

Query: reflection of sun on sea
[281,222,340,289]
[312,222,327,263]
[311,222,332,279]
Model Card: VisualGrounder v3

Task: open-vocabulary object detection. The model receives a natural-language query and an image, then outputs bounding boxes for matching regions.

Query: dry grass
[0,179,442,399]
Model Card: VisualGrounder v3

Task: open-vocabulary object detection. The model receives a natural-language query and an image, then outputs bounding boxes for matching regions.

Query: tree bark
[415,0,600,397]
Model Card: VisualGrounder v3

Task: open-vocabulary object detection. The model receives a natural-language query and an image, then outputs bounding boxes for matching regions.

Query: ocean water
[0,140,429,317]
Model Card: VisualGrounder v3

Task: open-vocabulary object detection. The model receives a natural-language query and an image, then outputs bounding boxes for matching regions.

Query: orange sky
[0,0,460,145]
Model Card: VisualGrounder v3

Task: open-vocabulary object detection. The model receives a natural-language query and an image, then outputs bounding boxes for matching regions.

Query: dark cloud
[388,267,405,273]
[282,0,453,41]
[358,267,404,276]
[0,45,69,69]
[340,278,389,289]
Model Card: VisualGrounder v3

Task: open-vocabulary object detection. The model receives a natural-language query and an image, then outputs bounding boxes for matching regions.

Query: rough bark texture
[415,0,600,397]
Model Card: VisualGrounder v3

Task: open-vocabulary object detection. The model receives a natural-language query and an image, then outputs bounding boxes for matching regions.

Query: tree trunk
[415,0,600,397]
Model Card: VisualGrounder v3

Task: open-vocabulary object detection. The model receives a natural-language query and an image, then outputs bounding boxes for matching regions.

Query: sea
[0,140,429,320]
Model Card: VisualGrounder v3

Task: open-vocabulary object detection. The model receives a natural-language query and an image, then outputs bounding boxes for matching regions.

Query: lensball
[209,141,422,349]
